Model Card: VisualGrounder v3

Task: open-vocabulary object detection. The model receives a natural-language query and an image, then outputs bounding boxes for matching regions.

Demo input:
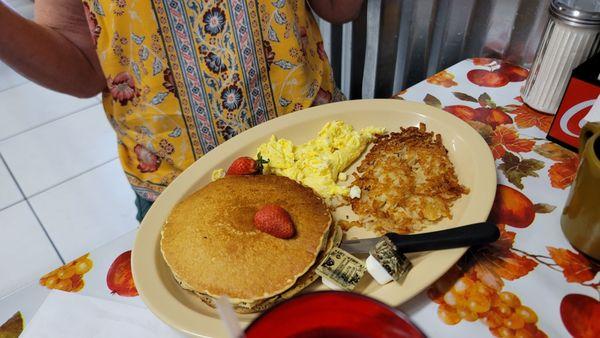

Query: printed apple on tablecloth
[107,250,138,297]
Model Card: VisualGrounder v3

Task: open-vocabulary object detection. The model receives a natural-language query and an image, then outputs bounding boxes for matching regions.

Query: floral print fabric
[81,0,339,200]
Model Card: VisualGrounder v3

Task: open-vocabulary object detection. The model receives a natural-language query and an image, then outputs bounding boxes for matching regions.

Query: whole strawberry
[254,204,295,239]
[226,153,268,176]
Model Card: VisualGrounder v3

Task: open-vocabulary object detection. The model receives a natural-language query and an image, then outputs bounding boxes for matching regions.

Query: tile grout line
[0,79,29,94]
[0,198,25,213]
[25,157,119,199]
[0,153,65,264]
[0,81,28,94]
[0,101,101,143]
[24,201,66,265]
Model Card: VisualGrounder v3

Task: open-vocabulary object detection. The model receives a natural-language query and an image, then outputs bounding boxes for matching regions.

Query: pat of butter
[338,172,348,181]
[321,276,345,291]
[211,169,225,181]
[349,185,361,199]
[366,255,394,285]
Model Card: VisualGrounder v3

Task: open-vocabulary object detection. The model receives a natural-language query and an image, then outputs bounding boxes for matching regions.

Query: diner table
[1,58,597,338]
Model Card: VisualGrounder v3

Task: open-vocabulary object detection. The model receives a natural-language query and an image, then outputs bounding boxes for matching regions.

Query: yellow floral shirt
[81,0,341,200]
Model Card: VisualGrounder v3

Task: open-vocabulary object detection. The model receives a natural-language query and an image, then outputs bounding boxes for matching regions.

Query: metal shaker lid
[551,0,600,27]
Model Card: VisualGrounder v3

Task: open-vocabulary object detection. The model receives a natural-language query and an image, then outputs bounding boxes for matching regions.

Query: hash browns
[349,123,468,234]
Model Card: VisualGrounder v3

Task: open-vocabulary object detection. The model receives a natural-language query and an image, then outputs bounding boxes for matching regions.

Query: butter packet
[316,247,366,291]
[369,237,413,283]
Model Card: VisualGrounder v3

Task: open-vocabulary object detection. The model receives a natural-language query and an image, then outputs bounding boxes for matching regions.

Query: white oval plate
[132,99,496,337]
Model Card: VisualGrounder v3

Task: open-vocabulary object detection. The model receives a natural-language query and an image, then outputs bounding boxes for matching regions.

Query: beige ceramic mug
[561,122,600,260]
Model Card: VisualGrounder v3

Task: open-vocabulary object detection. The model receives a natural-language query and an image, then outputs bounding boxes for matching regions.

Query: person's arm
[308,0,364,25]
[0,0,104,98]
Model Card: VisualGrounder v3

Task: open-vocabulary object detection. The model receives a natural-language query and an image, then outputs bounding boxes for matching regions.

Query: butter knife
[340,221,499,254]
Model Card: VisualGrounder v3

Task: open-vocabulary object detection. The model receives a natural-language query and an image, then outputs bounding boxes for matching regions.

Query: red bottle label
[548,78,599,152]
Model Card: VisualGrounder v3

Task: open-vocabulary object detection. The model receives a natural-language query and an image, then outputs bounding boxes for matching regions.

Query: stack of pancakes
[161,175,339,313]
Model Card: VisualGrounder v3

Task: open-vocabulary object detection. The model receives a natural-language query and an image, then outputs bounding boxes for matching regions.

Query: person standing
[0,0,364,220]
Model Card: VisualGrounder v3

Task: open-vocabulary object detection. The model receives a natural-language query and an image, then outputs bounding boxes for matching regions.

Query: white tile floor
[0,3,138,299]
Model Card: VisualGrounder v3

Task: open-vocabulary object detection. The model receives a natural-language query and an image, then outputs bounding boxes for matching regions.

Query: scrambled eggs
[256,121,384,198]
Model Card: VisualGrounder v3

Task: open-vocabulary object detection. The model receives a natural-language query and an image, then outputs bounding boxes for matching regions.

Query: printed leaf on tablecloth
[0,312,24,338]
[548,156,579,189]
[452,91,478,103]
[490,125,536,159]
[498,152,545,189]
[472,225,538,290]
[423,94,442,109]
[478,93,495,108]
[467,121,493,143]
[499,104,520,114]
[534,143,576,161]
[509,104,554,133]
[535,143,579,189]
[426,70,457,88]
[547,247,599,283]
[40,253,93,292]
[560,294,600,338]
[533,203,556,213]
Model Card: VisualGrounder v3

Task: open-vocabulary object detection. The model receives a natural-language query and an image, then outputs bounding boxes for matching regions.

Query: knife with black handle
[340,221,500,254]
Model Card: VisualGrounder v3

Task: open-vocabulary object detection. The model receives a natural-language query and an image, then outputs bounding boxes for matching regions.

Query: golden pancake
[160,175,332,305]
[194,225,342,313]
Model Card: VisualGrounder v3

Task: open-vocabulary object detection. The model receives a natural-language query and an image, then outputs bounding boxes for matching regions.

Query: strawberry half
[253,204,295,239]
[226,157,257,175]
[226,153,268,176]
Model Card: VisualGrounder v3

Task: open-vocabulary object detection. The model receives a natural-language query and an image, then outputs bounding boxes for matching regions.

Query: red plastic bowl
[245,291,425,338]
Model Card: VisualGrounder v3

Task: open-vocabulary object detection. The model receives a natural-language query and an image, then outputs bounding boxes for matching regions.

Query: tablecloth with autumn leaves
[0,59,597,338]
